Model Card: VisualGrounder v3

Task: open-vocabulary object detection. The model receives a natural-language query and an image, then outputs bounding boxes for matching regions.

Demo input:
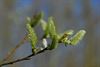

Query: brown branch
[0,48,48,67]
[0,35,28,64]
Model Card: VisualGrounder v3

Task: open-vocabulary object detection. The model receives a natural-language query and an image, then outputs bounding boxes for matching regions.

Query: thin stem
[0,48,48,67]
[0,35,28,64]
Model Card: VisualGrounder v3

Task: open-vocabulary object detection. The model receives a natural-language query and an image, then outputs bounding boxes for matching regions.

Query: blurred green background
[0,0,100,67]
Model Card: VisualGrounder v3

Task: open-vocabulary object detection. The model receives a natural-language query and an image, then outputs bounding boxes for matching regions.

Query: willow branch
[0,35,28,63]
[0,48,48,67]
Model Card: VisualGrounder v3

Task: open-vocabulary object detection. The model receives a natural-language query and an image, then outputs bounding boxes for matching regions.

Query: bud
[42,38,48,48]
[70,30,86,45]
[26,23,37,51]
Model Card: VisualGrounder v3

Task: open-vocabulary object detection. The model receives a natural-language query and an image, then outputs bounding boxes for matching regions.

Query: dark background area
[0,0,100,67]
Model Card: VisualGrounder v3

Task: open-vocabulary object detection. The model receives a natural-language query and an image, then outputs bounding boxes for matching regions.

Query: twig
[0,48,48,67]
[0,35,28,63]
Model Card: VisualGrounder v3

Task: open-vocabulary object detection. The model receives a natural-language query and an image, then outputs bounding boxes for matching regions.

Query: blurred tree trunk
[82,0,97,67]
[1,1,17,67]
[1,0,15,60]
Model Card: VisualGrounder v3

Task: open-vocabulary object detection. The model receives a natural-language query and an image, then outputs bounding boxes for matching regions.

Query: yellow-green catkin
[58,30,74,43]
[30,12,44,27]
[49,35,58,50]
[43,17,56,38]
[26,23,37,50]
[48,17,56,39]
[70,30,86,45]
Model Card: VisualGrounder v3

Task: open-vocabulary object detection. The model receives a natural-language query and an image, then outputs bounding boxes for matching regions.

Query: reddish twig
[1,35,28,63]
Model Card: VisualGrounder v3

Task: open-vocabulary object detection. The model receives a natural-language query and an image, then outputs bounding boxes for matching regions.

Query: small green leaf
[26,23,37,50]
[70,30,86,45]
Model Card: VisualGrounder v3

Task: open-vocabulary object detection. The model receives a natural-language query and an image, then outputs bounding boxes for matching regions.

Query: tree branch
[0,35,28,64]
[0,48,48,67]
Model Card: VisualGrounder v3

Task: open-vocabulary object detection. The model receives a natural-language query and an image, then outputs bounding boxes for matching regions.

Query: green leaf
[26,23,37,50]
[70,30,86,45]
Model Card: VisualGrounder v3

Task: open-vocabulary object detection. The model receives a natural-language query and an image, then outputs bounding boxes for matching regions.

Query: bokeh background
[0,0,100,67]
